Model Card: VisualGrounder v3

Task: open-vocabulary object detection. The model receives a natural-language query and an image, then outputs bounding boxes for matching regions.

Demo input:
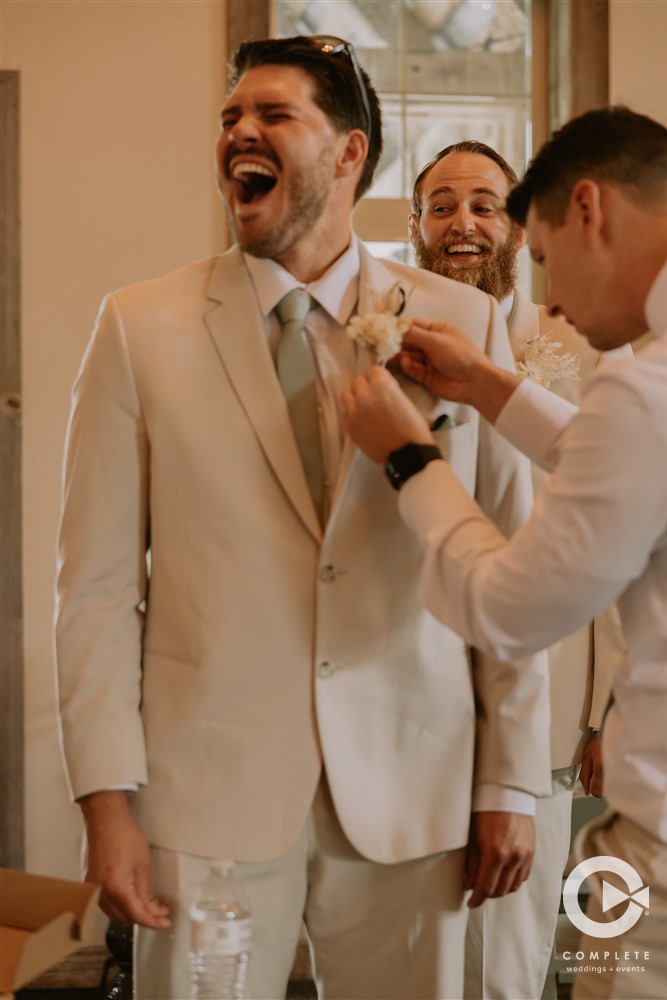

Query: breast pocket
[398,377,477,489]
[432,419,476,494]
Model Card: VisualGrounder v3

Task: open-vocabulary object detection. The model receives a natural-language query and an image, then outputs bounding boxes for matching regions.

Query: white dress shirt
[399,261,667,842]
[244,241,360,523]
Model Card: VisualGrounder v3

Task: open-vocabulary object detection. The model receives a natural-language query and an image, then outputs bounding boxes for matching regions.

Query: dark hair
[411,140,520,214]
[507,106,667,227]
[229,36,383,202]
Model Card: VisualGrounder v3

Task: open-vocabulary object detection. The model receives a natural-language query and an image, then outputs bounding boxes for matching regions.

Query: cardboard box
[0,868,100,996]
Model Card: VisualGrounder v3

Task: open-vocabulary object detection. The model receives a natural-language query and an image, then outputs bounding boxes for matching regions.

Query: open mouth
[445,242,486,258]
[230,162,278,205]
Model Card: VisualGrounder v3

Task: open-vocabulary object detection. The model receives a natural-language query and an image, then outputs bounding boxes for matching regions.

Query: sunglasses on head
[309,35,373,143]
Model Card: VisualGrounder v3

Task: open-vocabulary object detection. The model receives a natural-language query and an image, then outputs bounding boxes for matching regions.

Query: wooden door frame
[1,69,24,871]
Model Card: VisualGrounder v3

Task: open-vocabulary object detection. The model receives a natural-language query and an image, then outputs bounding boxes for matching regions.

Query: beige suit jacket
[507,291,627,767]
[55,244,550,865]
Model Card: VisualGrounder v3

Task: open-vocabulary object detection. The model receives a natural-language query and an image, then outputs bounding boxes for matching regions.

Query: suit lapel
[204,249,322,542]
[330,246,426,515]
[507,290,540,358]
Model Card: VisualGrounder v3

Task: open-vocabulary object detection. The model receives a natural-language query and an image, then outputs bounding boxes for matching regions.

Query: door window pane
[274,0,533,197]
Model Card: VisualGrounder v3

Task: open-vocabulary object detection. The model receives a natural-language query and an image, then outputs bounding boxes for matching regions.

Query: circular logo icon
[563,855,650,939]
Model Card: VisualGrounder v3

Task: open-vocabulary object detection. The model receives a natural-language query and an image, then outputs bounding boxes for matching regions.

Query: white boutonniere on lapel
[515,333,581,388]
[346,283,411,365]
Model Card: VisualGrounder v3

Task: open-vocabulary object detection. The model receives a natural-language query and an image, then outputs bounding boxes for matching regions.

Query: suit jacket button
[319,564,336,582]
[317,661,335,678]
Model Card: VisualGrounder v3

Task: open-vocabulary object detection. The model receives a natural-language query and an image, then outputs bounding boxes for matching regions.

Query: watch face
[385,459,403,489]
[385,443,442,490]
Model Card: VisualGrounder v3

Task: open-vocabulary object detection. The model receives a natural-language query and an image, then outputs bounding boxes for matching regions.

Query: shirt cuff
[75,783,140,800]
[472,783,536,815]
[495,377,575,470]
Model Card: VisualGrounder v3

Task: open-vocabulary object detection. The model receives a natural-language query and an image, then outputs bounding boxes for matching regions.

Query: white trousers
[572,812,667,1000]
[464,767,576,1000]
[135,775,468,999]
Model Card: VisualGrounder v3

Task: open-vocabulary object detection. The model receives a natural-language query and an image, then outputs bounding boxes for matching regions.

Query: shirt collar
[644,258,667,336]
[499,291,515,320]
[242,237,361,325]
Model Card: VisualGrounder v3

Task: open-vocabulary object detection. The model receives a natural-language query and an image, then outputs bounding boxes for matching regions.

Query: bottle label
[192,917,252,956]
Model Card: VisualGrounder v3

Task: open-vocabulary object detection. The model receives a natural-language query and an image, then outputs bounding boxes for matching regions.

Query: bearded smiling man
[409,142,522,300]
[409,139,630,1000]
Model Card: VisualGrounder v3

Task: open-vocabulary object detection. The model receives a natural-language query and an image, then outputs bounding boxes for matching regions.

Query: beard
[224,145,335,261]
[412,229,520,301]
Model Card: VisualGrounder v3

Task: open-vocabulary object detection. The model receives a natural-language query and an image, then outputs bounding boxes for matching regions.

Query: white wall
[610,0,667,126]
[1,0,227,878]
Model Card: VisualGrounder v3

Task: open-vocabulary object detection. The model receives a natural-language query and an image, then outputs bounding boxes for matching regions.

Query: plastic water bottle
[188,860,252,999]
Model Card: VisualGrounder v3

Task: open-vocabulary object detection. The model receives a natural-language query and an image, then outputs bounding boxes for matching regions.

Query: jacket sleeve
[589,606,626,728]
[398,355,663,661]
[55,293,150,800]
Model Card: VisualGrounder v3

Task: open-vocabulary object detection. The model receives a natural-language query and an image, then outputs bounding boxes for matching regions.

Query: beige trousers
[572,812,666,1000]
[135,775,468,1000]
[463,767,576,1000]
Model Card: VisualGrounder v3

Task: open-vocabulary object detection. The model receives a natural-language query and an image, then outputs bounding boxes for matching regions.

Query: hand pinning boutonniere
[515,333,581,388]
[346,284,411,365]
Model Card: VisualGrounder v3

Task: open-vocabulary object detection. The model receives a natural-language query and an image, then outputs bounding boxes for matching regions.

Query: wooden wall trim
[549,0,609,131]
[0,69,24,871]
[227,0,271,59]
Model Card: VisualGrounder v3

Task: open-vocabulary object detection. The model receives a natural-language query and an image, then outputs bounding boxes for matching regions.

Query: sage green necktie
[276,288,324,523]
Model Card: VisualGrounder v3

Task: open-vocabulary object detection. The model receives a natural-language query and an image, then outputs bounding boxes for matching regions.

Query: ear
[408,212,420,246]
[335,130,368,180]
[512,224,528,251]
[571,178,603,238]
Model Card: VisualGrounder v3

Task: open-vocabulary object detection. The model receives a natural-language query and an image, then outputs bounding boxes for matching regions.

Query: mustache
[440,234,495,253]
[224,144,281,177]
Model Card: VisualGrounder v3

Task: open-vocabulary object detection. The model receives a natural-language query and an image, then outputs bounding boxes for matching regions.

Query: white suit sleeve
[494,377,577,472]
[55,294,150,800]
[399,364,666,660]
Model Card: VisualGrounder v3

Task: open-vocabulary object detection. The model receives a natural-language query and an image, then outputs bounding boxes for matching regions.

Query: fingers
[401,323,449,356]
[341,364,395,409]
[89,855,172,928]
[580,735,604,798]
[135,863,172,928]
[463,840,480,893]
[465,812,535,908]
[580,755,593,795]
[589,771,604,799]
[396,351,429,384]
[98,883,171,928]
[467,847,532,908]
[81,790,172,929]
[95,886,131,925]
[342,366,433,462]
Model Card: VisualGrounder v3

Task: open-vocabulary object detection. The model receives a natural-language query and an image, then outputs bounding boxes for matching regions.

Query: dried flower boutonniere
[346,284,411,365]
[515,333,581,388]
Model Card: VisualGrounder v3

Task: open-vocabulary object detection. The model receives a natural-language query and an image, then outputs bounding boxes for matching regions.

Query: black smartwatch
[384,443,443,491]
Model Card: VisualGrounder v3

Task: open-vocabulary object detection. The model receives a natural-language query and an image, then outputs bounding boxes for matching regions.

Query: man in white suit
[408,140,628,1000]
[343,106,667,1000]
[55,37,550,1000]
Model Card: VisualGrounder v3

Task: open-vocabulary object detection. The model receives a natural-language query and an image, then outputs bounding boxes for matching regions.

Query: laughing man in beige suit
[408,140,628,1000]
[55,38,549,1000]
